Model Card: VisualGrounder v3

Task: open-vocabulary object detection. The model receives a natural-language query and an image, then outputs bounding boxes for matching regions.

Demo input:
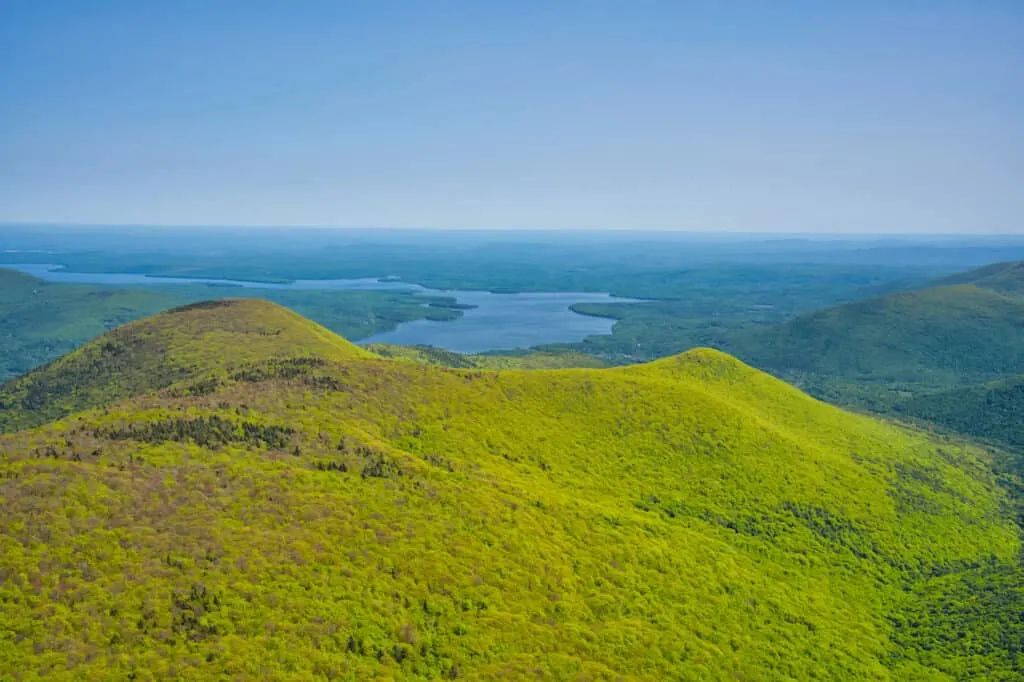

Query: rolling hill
[0,299,1020,680]
[0,267,466,384]
[0,299,369,433]
[928,260,1024,296]
[0,268,190,382]
[725,262,1024,409]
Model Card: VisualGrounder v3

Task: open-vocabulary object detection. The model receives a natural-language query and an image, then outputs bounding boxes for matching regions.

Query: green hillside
[928,260,1024,296]
[365,343,607,370]
[0,300,1020,680]
[0,299,369,433]
[0,268,464,383]
[894,375,1024,453]
[0,269,191,382]
[725,266,1024,408]
[719,261,1024,453]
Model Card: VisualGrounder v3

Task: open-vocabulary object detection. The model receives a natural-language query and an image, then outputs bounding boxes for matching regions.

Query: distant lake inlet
[8,264,638,353]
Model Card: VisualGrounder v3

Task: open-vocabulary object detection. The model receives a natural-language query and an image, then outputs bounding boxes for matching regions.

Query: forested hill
[0,267,470,384]
[927,259,1024,295]
[0,300,1021,679]
[0,299,368,433]
[724,261,1024,408]
[0,268,192,382]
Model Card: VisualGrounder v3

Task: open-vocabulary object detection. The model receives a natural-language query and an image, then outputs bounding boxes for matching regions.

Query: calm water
[9,264,636,353]
[7,263,422,291]
[363,290,635,353]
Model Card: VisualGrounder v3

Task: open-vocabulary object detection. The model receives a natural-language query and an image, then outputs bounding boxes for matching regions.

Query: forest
[5,0,1022,677]
[0,299,1020,679]
[1,232,1023,679]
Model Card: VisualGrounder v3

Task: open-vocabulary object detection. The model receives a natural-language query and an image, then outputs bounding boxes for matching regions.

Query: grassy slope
[0,302,1020,680]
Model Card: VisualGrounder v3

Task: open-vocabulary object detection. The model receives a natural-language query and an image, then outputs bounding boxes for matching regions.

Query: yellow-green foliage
[365,343,606,370]
[0,268,460,384]
[470,352,605,370]
[0,300,369,432]
[0,302,1021,680]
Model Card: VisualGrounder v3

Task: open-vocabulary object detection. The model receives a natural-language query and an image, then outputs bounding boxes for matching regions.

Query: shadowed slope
[0,267,47,294]
[928,260,1024,296]
[895,375,1024,453]
[0,307,1020,679]
[0,268,193,382]
[0,298,369,432]
[728,282,1024,401]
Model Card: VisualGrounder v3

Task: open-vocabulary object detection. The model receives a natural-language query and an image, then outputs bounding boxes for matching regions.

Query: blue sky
[1,1,1021,232]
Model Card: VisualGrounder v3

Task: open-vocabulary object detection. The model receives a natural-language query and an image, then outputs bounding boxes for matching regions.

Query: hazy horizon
[3,2,1022,233]
[7,222,1024,253]
[5,221,1024,240]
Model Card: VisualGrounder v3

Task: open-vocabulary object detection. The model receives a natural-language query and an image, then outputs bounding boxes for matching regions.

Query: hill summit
[0,301,1021,679]
[0,298,369,432]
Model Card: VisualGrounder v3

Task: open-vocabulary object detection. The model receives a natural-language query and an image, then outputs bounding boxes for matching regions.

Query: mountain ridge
[926,259,1024,295]
[0,300,1020,679]
[716,261,1024,455]
[725,263,1024,404]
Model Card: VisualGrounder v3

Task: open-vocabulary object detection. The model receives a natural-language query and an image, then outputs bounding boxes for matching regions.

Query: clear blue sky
[1,1,1021,233]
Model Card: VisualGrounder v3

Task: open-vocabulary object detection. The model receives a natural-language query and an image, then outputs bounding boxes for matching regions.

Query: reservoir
[8,264,637,353]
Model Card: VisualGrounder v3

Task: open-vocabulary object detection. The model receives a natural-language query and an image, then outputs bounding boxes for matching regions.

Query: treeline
[97,415,294,449]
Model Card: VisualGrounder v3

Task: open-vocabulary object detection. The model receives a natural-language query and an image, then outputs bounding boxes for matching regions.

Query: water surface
[9,264,636,353]
[7,263,421,291]
[363,290,634,353]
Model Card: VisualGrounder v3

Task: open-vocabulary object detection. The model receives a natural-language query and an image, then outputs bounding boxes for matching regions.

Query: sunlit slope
[365,342,606,369]
[0,268,475,384]
[0,299,369,432]
[0,310,1020,680]
[720,261,1024,461]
